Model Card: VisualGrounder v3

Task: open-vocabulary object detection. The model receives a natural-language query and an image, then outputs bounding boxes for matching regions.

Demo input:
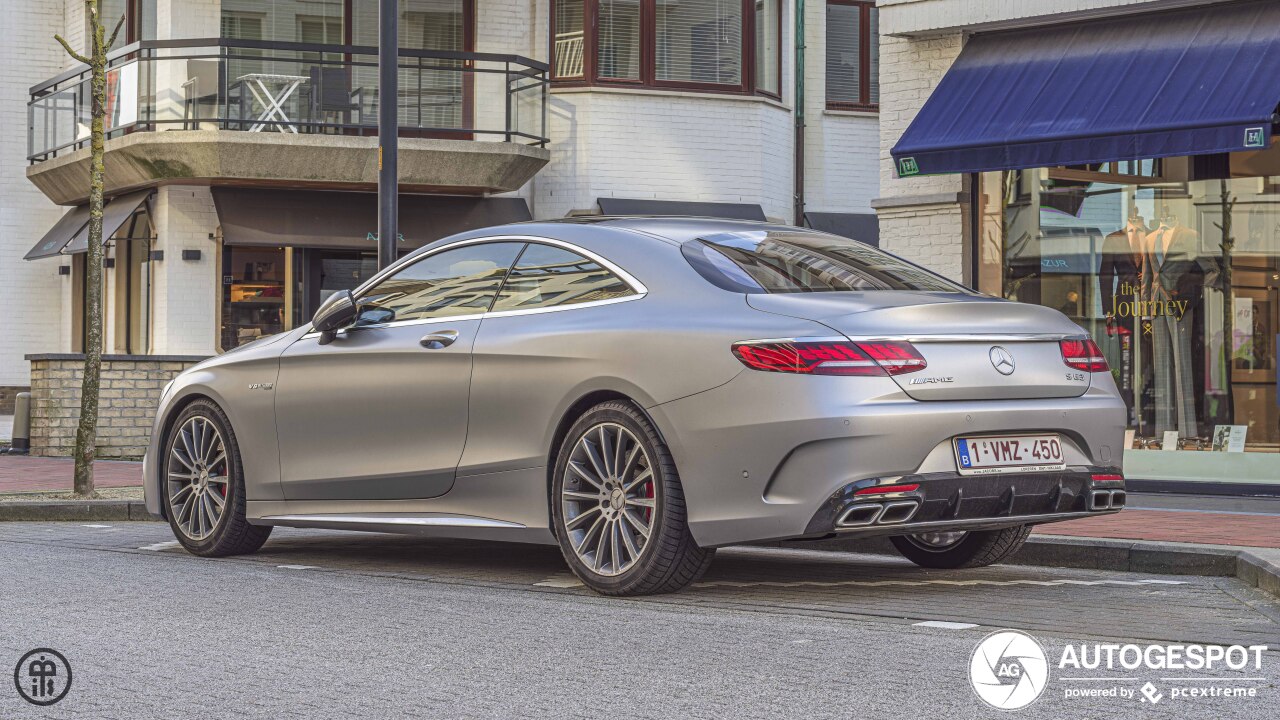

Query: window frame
[551,0,782,98]
[352,240,526,327]
[825,0,878,112]
[336,236,648,331]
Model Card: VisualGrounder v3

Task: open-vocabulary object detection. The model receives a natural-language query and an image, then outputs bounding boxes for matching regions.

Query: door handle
[419,330,459,349]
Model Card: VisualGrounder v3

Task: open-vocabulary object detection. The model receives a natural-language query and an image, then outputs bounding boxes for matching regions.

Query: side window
[355,242,524,325]
[491,243,635,312]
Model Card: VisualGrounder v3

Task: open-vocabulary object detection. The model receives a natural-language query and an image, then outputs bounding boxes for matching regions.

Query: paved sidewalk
[1037,507,1280,549]
[0,455,142,493]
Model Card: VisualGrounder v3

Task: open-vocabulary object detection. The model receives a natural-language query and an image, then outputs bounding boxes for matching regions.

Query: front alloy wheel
[162,399,271,557]
[552,401,713,595]
[166,415,229,541]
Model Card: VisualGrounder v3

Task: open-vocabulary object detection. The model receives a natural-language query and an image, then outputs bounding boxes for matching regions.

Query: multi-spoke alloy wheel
[161,400,271,557]
[561,422,658,577]
[904,531,968,551]
[552,401,714,596]
[166,415,229,541]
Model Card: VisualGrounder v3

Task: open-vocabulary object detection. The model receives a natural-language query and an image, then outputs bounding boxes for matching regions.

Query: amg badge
[909,376,955,385]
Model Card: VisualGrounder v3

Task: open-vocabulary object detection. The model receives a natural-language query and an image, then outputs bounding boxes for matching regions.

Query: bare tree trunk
[1215,180,1236,426]
[57,2,122,497]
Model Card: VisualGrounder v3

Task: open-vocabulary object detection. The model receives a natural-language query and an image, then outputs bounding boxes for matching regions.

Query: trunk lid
[746,292,1092,401]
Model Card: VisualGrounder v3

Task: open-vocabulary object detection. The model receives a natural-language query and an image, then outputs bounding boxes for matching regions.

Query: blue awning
[891,0,1280,177]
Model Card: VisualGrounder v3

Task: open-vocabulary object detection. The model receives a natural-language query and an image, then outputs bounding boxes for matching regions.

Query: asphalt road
[2,522,1278,719]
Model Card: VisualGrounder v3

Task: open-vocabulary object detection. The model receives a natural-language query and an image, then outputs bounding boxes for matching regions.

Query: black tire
[551,401,714,596]
[890,525,1031,569]
[162,399,272,557]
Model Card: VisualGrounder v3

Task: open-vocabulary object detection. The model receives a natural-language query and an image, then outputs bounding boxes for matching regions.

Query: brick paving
[0,455,142,493]
[1037,508,1280,549]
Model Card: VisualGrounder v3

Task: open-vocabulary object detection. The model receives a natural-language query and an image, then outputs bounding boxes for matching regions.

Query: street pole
[377,0,398,270]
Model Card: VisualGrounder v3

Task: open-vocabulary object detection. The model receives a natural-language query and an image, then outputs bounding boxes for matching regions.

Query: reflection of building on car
[143,218,1126,596]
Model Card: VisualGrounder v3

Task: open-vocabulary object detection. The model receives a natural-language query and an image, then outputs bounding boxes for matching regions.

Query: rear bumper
[803,467,1124,539]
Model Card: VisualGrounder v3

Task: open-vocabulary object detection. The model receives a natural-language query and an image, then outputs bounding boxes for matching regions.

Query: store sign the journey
[1109,283,1190,321]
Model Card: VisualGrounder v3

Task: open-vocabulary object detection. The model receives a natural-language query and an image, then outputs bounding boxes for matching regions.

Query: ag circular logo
[970,630,1048,710]
[14,648,72,706]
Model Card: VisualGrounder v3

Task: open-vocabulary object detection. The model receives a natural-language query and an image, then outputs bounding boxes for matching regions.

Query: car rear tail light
[856,341,929,375]
[1059,339,1108,372]
[731,340,927,377]
[1091,473,1124,484]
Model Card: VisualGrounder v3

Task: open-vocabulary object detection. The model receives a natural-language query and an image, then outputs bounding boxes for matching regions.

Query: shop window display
[978,149,1280,460]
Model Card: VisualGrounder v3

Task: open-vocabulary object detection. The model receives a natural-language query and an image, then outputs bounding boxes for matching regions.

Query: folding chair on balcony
[308,66,365,132]
[182,59,223,130]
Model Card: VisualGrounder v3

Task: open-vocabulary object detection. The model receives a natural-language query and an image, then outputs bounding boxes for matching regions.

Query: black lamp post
[377,0,398,270]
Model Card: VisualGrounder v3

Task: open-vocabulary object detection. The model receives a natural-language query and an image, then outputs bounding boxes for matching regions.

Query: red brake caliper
[644,477,654,523]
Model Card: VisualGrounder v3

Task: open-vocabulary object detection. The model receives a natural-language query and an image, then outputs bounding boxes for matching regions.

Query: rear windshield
[683,230,968,293]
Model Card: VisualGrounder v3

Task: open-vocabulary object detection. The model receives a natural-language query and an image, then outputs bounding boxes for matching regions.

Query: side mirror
[312,290,357,345]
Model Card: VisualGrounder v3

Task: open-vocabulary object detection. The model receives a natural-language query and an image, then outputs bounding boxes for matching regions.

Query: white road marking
[693,578,1188,589]
[535,574,584,588]
[277,564,321,571]
[81,524,112,529]
[137,541,181,552]
[914,621,978,630]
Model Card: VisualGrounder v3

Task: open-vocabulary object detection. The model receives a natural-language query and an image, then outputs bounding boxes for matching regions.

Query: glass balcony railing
[27,37,549,163]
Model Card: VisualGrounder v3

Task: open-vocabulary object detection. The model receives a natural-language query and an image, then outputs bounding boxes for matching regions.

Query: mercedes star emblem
[989,346,1016,375]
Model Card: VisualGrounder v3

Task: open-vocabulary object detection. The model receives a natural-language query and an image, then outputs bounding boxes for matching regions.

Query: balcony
[26,38,550,205]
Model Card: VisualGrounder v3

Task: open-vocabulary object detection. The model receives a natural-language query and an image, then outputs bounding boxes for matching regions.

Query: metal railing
[28,37,549,163]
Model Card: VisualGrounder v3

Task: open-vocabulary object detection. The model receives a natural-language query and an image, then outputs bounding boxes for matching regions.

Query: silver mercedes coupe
[143,217,1127,595]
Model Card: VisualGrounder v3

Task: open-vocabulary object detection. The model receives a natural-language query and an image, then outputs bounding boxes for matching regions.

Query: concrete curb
[0,500,155,522]
[763,534,1280,598]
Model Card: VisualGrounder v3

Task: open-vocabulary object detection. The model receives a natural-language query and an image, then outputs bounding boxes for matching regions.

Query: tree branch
[106,15,126,52]
[54,34,90,65]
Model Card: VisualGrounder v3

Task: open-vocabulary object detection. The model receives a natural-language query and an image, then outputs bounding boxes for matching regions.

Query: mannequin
[1143,204,1200,438]
[1099,207,1148,430]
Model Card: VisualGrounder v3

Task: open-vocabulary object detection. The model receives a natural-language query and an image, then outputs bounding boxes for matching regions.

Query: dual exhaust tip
[836,500,920,528]
[1090,489,1126,511]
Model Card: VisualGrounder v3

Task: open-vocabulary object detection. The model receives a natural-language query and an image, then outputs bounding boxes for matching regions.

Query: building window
[826,0,877,110]
[91,0,155,53]
[554,0,587,78]
[553,0,781,95]
[755,0,781,96]
[656,0,743,85]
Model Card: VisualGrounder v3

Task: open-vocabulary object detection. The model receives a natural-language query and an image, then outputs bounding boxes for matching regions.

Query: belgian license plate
[954,434,1065,475]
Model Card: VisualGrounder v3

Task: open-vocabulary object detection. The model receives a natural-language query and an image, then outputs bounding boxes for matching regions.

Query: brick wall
[26,354,207,459]
[537,90,795,221]
[874,30,968,282]
[878,0,1235,37]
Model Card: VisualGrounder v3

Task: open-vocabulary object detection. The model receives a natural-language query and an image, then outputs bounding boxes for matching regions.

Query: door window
[491,243,635,312]
[355,242,524,325]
